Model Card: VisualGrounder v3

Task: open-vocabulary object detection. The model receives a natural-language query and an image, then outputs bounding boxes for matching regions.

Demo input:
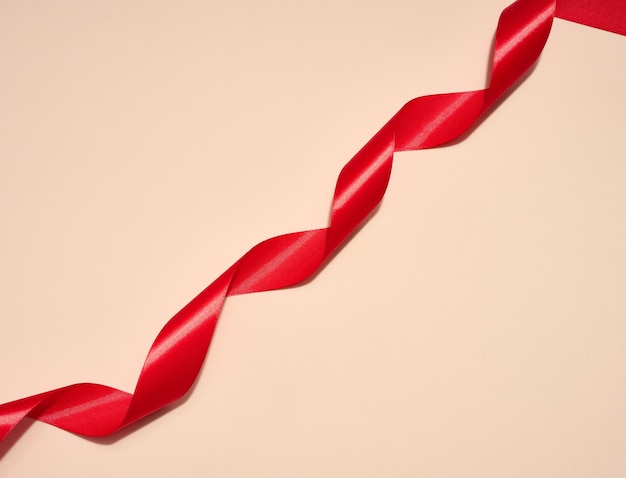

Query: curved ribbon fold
[1,0,624,450]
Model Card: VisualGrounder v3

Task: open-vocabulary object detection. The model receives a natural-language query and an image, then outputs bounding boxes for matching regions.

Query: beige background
[1,0,625,476]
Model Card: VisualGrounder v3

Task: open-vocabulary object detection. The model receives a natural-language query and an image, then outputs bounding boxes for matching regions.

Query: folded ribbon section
[1,0,624,449]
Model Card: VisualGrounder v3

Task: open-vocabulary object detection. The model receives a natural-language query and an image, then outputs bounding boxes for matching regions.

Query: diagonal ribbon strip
[1,0,625,449]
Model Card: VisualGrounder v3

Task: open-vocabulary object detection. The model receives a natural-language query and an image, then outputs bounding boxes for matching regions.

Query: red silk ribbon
[1,0,625,449]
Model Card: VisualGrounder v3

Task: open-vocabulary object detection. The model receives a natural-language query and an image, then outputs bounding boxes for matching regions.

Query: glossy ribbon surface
[1,0,625,450]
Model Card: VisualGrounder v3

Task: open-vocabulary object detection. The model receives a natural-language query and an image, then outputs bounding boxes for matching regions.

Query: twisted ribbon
[1,0,625,449]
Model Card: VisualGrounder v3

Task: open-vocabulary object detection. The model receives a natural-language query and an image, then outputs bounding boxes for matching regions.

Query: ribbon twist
[1,0,625,449]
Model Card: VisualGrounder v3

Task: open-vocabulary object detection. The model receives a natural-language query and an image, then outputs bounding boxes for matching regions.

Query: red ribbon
[1,0,625,450]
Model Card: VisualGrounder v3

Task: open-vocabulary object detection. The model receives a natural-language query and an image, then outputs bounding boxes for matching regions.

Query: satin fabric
[1,0,624,448]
